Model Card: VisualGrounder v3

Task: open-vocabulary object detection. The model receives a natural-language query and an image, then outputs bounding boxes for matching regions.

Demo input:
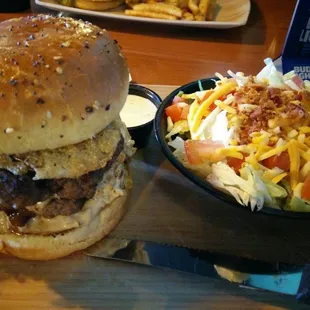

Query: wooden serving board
[0,85,307,310]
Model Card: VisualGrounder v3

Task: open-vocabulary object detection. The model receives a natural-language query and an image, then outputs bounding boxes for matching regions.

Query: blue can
[282,0,310,80]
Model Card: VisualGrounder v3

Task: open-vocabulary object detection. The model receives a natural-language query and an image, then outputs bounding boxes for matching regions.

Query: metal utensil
[85,238,303,296]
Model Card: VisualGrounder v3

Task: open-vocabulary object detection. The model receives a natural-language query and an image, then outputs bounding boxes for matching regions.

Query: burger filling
[0,118,135,234]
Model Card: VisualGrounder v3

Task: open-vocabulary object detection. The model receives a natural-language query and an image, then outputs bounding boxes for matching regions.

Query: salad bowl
[154,64,310,219]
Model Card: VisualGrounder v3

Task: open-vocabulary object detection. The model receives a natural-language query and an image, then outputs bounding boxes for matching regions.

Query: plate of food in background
[154,58,310,218]
[35,0,250,28]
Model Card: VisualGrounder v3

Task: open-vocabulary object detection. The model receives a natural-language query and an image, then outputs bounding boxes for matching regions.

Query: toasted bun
[0,174,130,260]
[0,15,129,154]
[75,0,125,11]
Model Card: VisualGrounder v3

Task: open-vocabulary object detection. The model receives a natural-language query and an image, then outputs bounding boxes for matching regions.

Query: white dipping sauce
[120,94,157,128]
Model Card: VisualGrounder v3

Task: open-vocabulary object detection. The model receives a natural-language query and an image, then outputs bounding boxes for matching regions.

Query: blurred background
[0,1,30,12]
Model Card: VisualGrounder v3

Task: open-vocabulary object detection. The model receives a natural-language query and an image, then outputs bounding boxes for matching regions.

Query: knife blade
[85,238,303,296]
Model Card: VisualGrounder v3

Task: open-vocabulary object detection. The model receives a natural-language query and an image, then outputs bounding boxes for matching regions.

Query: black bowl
[154,78,310,219]
[127,84,162,149]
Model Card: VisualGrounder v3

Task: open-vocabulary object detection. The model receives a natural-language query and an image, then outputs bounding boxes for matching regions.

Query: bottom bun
[0,177,130,261]
[74,0,124,11]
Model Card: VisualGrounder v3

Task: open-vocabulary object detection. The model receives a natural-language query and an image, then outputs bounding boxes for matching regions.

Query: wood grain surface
[30,0,297,85]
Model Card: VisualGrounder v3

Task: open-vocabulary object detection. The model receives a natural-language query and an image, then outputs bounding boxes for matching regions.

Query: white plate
[35,0,251,29]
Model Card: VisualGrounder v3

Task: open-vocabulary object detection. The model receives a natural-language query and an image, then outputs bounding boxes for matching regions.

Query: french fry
[132,3,183,18]
[198,0,210,19]
[125,0,141,8]
[188,0,199,15]
[165,0,187,9]
[164,0,178,7]
[178,0,188,9]
[206,0,216,20]
[182,12,194,20]
[194,13,204,21]
[125,9,177,19]
[57,0,74,6]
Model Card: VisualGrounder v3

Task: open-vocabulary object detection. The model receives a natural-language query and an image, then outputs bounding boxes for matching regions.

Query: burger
[0,15,135,260]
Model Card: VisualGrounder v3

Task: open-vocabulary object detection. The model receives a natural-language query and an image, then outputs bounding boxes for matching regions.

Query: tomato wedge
[208,102,217,112]
[302,173,310,200]
[165,104,183,122]
[180,104,190,120]
[227,157,244,174]
[184,140,224,165]
[262,152,290,171]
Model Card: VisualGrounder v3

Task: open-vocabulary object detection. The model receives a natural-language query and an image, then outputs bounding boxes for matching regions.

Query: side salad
[165,58,310,212]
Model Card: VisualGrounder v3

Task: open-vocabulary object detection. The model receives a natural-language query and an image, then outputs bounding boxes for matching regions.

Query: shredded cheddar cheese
[288,140,300,190]
[191,81,237,132]
[245,153,260,170]
[214,100,236,114]
[258,144,288,161]
[301,161,310,180]
[271,173,288,184]
[299,150,310,162]
[299,127,310,134]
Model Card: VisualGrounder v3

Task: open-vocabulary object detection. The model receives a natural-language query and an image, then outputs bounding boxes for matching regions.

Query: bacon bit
[249,107,262,119]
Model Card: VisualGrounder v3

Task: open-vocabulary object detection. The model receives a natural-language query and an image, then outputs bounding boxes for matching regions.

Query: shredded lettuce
[207,162,272,211]
[168,136,185,152]
[165,120,189,139]
[198,80,203,92]
[285,196,310,212]
[193,107,221,140]
[227,70,248,87]
[262,178,287,199]
[210,111,234,147]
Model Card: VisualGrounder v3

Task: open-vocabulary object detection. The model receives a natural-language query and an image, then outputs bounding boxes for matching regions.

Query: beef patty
[0,136,124,226]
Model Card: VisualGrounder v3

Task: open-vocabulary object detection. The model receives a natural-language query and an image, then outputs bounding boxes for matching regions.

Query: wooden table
[0,1,307,309]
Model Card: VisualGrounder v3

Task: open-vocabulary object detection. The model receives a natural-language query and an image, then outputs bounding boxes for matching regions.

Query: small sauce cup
[120,84,162,148]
